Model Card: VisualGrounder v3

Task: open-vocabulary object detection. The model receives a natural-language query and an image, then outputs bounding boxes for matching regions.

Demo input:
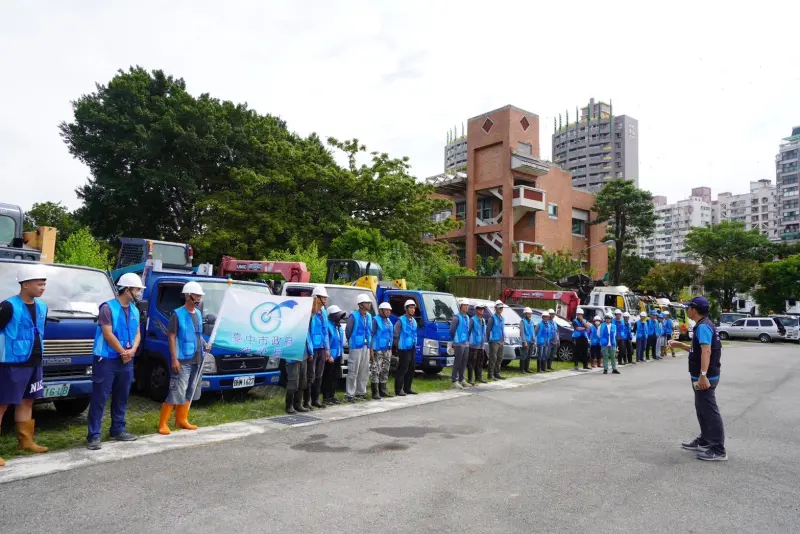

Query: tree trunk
[614,240,623,285]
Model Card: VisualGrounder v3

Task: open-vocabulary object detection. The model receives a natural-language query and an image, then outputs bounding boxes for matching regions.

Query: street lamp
[581,240,615,254]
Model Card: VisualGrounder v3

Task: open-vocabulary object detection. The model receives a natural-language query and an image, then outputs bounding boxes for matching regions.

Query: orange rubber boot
[158,403,174,435]
[0,456,5,467]
[176,402,198,430]
[16,420,48,453]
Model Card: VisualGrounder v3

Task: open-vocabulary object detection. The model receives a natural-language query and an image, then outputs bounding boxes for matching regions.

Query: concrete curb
[0,359,665,484]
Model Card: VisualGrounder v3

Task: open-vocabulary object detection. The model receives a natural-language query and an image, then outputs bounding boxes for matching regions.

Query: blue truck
[132,265,282,401]
[376,287,459,375]
[0,259,117,415]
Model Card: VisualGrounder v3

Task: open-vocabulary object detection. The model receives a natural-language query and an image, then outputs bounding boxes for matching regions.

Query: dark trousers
[616,338,627,363]
[286,359,308,393]
[636,338,646,361]
[625,340,634,363]
[321,359,337,399]
[87,356,133,440]
[590,345,601,361]
[468,347,485,380]
[395,349,415,393]
[694,379,725,454]
[646,335,657,359]
[575,336,589,367]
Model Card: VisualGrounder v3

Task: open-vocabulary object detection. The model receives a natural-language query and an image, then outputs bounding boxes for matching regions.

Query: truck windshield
[0,262,115,316]
[152,243,190,268]
[199,281,273,317]
[422,293,458,322]
[325,286,378,315]
[0,215,16,246]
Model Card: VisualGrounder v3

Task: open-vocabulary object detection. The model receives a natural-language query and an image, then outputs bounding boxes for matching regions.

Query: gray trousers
[488,342,503,377]
[286,359,308,393]
[346,346,370,397]
[451,344,469,383]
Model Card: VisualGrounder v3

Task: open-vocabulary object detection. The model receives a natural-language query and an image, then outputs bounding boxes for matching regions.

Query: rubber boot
[158,404,174,435]
[371,382,382,400]
[477,366,487,384]
[311,385,325,408]
[285,391,296,414]
[16,420,48,453]
[467,368,474,384]
[176,402,198,430]
[0,455,4,467]
[294,390,309,412]
[303,388,313,411]
[547,359,553,371]
[380,383,392,398]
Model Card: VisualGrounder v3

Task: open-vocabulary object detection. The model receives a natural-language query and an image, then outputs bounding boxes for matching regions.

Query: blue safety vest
[372,315,393,351]
[469,316,485,346]
[327,320,343,359]
[488,313,504,343]
[536,321,552,345]
[0,296,47,364]
[635,320,648,340]
[310,310,329,350]
[623,321,632,339]
[663,319,673,335]
[613,319,627,340]
[93,299,140,358]
[398,315,417,351]
[349,312,373,349]
[522,317,535,343]
[174,306,202,361]
[646,319,657,336]
[454,314,470,345]
[599,322,617,346]
[589,324,601,346]
[572,318,588,339]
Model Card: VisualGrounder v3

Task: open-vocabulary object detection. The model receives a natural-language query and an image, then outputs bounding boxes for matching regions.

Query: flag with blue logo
[210,288,313,362]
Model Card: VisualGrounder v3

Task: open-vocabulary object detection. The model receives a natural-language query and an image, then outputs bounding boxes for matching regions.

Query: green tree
[328,227,389,259]
[703,259,761,310]
[607,247,656,288]
[640,262,699,296]
[591,180,656,285]
[475,255,502,277]
[55,227,110,269]
[23,201,80,242]
[754,254,800,314]
[684,221,773,263]
[269,243,328,283]
[518,249,587,281]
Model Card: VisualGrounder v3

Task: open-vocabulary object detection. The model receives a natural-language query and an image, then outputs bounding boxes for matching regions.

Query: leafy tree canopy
[55,227,110,270]
[607,247,656,288]
[754,254,800,314]
[23,201,80,243]
[684,221,772,264]
[640,262,699,297]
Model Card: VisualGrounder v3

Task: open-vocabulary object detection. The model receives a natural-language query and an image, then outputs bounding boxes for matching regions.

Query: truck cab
[377,288,457,375]
[587,285,639,317]
[0,203,40,261]
[135,272,281,400]
[0,259,116,416]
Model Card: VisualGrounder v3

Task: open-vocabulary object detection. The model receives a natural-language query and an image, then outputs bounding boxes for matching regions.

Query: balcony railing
[512,185,546,212]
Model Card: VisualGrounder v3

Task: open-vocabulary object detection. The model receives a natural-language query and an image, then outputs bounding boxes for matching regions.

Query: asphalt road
[2,341,799,533]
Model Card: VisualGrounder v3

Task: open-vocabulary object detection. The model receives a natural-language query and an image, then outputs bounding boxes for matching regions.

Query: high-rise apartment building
[776,126,800,242]
[712,179,778,241]
[638,187,713,263]
[444,133,468,173]
[551,98,639,192]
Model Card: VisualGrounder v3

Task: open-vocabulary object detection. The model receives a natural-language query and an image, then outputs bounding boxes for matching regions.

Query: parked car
[717,316,786,343]
[770,315,800,343]
[467,299,522,363]
[509,307,576,362]
[715,312,751,328]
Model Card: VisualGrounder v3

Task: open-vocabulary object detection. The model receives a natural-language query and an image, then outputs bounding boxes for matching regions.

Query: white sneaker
[452,381,463,389]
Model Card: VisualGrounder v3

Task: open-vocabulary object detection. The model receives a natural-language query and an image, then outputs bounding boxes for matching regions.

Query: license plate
[446,357,455,366]
[233,375,255,388]
[43,384,70,398]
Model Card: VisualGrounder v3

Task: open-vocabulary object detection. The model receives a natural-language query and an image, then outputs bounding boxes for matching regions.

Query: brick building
[428,105,608,277]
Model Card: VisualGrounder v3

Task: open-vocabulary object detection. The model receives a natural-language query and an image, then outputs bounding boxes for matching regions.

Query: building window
[616,133,621,139]
[528,213,536,226]
[572,218,586,236]
[616,172,623,178]
[615,142,621,149]
[477,198,493,220]
[615,162,621,168]
[548,203,558,218]
[455,201,466,220]
[517,142,532,155]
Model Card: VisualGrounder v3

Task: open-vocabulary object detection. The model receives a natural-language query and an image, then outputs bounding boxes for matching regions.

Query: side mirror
[136,300,149,322]
[203,313,217,336]
[11,237,23,248]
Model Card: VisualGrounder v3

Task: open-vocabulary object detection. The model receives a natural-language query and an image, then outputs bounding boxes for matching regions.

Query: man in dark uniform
[0,265,50,466]
[669,296,727,461]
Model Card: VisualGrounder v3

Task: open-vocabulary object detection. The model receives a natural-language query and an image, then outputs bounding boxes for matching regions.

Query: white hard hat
[117,273,145,289]
[16,265,46,283]
[404,299,416,308]
[594,317,602,323]
[614,309,622,315]
[541,311,550,317]
[311,286,329,298]
[547,308,555,314]
[623,312,630,317]
[604,312,613,318]
[458,298,470,307]
[523,307,533,314]
[356,293,371,305]
[495,300,505,308]
[640,311,647,317]
[664,311,670,315]
[576,308,584,315]
[181,281,205,295]
[327,305,342,315]
[378,302,392,311]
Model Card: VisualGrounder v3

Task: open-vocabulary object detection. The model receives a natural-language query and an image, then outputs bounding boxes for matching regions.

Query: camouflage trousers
[370,349,392,384]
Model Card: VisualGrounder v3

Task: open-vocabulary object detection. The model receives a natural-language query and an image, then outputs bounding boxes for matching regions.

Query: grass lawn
[0,358,576,460]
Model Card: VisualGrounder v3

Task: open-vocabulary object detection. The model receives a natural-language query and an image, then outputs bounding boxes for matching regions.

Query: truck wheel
[148,360,169,402]
[557,342,575,362]
[423,366,443,376]
[53,398,91,417]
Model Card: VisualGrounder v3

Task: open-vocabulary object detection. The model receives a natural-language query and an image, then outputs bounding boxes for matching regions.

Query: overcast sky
[1,1,799,212]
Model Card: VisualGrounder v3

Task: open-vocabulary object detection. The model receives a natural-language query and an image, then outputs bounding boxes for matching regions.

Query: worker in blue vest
[308,286,330,409]
[449,299,471,388]
[589,317,602,367]
[613,309,628,367]
[599,312,621,375]
[345,294,373,402]
[158,281,209,435]
[521,307,537,373]
[370,302,394,399]
[393,299,418,396]
[467,303,487,384]
[663,311,675,357]
[572,308,590,371]
[485,301,506,380]
[0,265,50,467]
[622,312,634,364]
[654,313,666,359]
[86,272,145,450]
[646,310,659,360]
[535,311,554,372]
[634,311,649,362]
[322,305,346,406]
